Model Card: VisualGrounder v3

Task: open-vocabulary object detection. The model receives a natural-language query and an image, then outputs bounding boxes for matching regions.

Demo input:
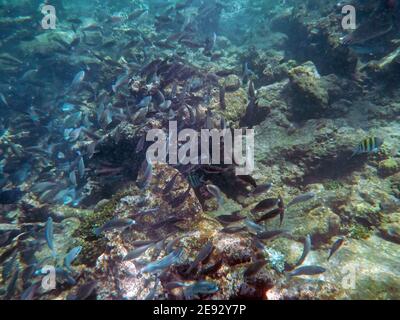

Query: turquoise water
[0,0,400,300]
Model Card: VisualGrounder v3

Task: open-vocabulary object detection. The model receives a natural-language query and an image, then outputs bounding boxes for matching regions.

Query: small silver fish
[206,184,224,206]
[287,192,316,208]
[78,157,85,178]
[69,171,77,186]
[295,234,311,267]
[123,243,155,261]
[141,248,183,273]
[112,71,130,93]
[0,93,9,107]
[71,70,85,89]
[94,218,135,236]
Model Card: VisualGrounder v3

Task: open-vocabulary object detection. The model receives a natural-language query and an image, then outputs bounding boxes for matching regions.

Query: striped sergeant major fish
[351,137,383,157]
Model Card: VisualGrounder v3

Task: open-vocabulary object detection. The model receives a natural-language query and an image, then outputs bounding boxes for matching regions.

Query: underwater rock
[379,212,400,245]
[284,206,341,244]
[18,31,76,58]
[378,158,400,177]
[255,80,290,123]
[223,74,241,92]
[288,61,329,115]
[211,87,248,126]
[270,6,358,77]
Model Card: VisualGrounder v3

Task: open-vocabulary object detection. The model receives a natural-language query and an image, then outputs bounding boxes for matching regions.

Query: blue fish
[141,248,183,273]
[71,70,85,89]
[137,96,152,108]
[184,281,219,299]
[62,103,76,112]
[64,246,82,271]
[45,217,56,258]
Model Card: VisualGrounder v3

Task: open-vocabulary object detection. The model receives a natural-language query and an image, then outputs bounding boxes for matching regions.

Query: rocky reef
[1,0,400,300]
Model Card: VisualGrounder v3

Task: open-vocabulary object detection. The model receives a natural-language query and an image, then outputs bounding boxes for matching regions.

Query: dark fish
[67,281,97,300]
[151,217,185,230]
[141,59,163,78]
[220,226,247,234]
[352,137,384,157]
[21,264,38,287]
[4,267,19,300]
[21,282,40,300]
[328,238,345,261]
[278,194,285,227]
[185,242,214,275]
[249,183,273,196]
[289,265,326,277]
[287,192,316,208]
[237,175,257,188]
[216,211,246,224]
[0,188,24,204]
[244,259,267,278]
[295,234,311,267]
[2,251,17,281]
[256,230,286,240]
[70,37,80,48]
[0,231,12,247]
[131,239,159,247]
[251,198,279,214]
[0,246,17,265]
[165,235,187,254]
[255,207,281,224]
[94,218,135,236]
[219,85,226,110]
[135,135,146,154]
[199,258,223,276]
[123,243,155,261]
[163,172,179,195]
[184,281,219,299]
[180,39,204,49]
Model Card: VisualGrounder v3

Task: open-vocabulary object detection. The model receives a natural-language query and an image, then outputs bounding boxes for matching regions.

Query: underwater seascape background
[0,0,400,300]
